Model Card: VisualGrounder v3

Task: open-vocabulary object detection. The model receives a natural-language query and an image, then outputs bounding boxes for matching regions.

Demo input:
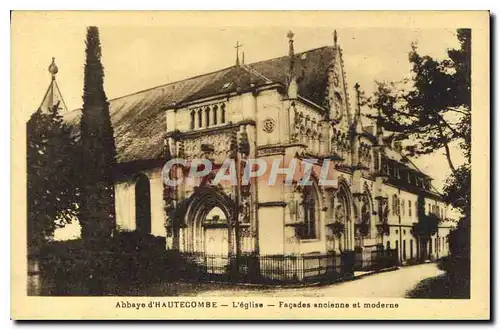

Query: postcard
[11,10,489,320]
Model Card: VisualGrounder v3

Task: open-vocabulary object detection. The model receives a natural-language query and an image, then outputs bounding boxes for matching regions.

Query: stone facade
[47,32,455,267]
[111,34,454,264]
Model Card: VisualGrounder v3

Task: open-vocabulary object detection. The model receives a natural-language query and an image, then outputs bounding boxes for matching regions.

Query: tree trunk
[437,124,457,174]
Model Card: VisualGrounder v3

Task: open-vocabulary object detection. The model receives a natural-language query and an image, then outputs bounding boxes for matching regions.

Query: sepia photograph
[11,11,489,320]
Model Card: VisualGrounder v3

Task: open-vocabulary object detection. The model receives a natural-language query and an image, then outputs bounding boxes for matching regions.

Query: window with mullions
[298,186,318,240]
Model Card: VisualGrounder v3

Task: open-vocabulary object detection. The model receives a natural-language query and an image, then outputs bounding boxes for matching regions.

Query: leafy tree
[79,26,117,242]
[443,164,471,260]
[443,164,471,219]
[27,103,80,253]
[369,29,471,172]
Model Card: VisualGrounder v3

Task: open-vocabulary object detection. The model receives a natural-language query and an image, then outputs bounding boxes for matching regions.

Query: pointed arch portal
[334,179,355,251]
[183,186,236,255]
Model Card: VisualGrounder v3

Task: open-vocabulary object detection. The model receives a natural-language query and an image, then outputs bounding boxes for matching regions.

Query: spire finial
[235,41,243,66]
[333,30,338,47]
[354,82,361,117]
[287,30,295,72]
[40,57,68,112]
[48,57,58,80]
[286,30,297,100]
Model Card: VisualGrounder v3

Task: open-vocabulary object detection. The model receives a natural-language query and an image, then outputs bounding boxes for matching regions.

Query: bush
[437,255,470,298]
[38,233,171,295]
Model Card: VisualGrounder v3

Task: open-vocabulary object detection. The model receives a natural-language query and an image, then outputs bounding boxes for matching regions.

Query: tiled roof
[61,44,439,194]
[249,46,334,107]
[63,46,335,163]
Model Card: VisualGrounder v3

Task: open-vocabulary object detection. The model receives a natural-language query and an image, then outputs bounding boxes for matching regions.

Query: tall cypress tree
[79,26,116,242]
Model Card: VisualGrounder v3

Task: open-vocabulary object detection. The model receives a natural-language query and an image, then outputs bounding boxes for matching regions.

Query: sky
[12,13,467,239]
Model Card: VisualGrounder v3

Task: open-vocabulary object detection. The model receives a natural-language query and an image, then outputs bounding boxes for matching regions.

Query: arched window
[408,200,412,217]
[190,110,195,130]
[221,104,226,123]
[298,186,318,240]
[197,110,202,128]
[205,107,210,127]
[213,105,218,125]
[135,174,151,234]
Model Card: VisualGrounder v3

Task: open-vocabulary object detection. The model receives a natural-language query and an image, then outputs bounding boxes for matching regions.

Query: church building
[41,31,454,282]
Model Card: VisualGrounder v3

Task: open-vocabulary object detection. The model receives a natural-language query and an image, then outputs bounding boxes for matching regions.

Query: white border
[4,2,496,329]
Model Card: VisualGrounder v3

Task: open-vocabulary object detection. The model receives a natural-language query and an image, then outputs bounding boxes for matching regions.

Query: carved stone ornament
[262,118,276,133]
[240,227,255,238]
[183,132,232,159]
[333,75,340,87]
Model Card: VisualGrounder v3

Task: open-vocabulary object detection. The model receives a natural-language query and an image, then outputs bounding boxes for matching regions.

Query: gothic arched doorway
[135,173,151,234]
[183,186,236,255]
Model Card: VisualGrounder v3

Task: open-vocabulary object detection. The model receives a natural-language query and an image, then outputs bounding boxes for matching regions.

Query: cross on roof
[235,41,243,66]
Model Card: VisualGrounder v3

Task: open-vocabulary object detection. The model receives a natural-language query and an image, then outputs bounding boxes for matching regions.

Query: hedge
[38,232,173,295]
